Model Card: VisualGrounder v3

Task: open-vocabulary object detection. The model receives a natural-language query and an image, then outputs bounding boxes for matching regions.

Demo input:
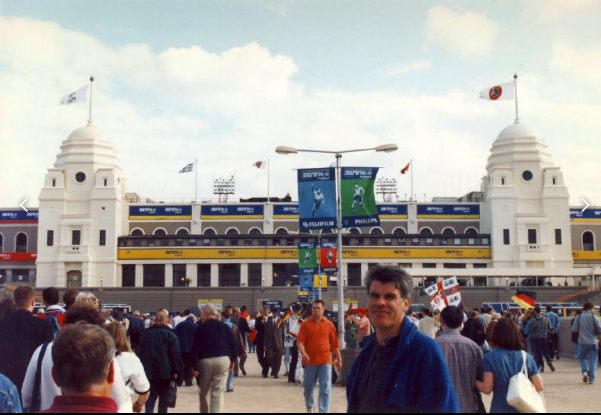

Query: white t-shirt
[115,351,150,407]
[21,342,132,413]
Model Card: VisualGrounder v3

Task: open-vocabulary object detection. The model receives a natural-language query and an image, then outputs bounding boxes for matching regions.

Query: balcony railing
[118,234,492,249]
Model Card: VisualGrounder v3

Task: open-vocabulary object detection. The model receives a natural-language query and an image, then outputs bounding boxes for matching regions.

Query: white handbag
[506,351,546,413]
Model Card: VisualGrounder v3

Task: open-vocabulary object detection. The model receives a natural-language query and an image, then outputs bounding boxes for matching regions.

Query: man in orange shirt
[298,299,341,413]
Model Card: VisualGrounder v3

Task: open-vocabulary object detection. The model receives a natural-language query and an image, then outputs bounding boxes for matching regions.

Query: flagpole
[410,158,414,202]
[267,158,271,205]
[195,159,198,203]
[514,73,519,124]
[88,76,94,125]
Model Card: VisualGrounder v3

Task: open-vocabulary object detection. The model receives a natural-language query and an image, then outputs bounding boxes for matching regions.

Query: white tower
[481,123,573,272]
[36,124,126,288]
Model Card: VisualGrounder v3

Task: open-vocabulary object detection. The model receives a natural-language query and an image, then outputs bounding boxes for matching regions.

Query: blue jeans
[226,369,234,390]
[303,364,332,413]
[578,344,599,383]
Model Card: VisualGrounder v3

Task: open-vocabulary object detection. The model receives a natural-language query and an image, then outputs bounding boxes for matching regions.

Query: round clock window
[522,170,533,181]
[75,172,86,183]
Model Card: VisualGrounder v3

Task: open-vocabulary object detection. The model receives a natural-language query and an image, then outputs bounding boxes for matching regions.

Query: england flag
[59,85,88,105]
[179,163,194,173]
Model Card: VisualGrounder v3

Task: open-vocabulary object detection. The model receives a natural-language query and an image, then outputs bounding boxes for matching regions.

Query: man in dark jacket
[128,310,145,354]
[0,286,53,398]
[138,310,183,413]
[462,310,487,348]
[174,312,197,386]
[265,308,285,378]
[191,305,238,413]
[347,265,459,413]
[254,307,270,378]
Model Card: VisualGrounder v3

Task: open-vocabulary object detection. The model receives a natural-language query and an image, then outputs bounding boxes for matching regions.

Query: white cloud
[549,43,601,86]
[384,60,431,78]
[0,15,600,209]
[424,5,499,59]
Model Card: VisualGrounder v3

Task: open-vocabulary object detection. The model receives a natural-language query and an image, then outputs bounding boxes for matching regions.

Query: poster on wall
[297,168,337,232]
[341,167,380,228]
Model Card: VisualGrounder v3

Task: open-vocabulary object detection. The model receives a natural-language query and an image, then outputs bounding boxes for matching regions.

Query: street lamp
[276,143,398,348]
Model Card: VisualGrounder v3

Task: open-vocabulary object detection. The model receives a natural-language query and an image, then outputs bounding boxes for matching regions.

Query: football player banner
[341,167,381,228]
[319,241,338,273]
[424,277,462,311]
[299,271,314,291]
[298,241,318,272]
[297,168,337,232]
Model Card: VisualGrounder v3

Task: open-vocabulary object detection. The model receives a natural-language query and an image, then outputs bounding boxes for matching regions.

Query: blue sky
[1,0,601,206]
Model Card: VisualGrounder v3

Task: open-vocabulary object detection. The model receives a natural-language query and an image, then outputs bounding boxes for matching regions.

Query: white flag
[179,163,194,173]
[424,283,439,297]
[479,82,515,101]
[59,85,88,105]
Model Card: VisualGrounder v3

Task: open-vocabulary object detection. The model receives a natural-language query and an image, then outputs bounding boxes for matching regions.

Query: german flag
[511,292,537,309]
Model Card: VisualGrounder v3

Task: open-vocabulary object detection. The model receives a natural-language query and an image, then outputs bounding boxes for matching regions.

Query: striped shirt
[435,328,483,413]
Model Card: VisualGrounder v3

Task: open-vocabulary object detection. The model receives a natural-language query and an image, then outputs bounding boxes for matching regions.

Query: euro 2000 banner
[424,277,462,311]
[297,168,337,232]
[341,167,380,228]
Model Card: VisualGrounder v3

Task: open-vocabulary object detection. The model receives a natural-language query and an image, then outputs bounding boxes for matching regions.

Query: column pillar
[211,263,219,288]
[263,262,273,286]
[135,264,143,287]
[165,264,173,287]
[187,263,198,287]
[241,263,249,287]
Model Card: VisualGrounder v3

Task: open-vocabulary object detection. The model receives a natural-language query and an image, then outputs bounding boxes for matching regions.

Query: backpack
[38,310,64,336]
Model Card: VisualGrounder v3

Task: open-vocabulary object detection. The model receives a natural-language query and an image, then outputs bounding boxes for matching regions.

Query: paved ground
[168,354,601,413]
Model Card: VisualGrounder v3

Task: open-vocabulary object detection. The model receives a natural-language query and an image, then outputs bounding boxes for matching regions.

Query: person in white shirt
[106,322,150,412]
[21,305,132,412]
[417,308,438,339]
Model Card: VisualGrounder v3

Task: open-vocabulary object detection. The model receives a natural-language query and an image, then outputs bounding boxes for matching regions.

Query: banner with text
[319,241,338,273]
[424,277,462,311]
[298,168,337,232]
[341,167,380,228]
[298,241,318,273]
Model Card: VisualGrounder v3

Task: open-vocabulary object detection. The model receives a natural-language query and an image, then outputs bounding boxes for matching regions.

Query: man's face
[368,280,410,331]
[312,303,325,320]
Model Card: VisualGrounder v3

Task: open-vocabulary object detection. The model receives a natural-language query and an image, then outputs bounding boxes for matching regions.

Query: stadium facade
[1,122,601,291]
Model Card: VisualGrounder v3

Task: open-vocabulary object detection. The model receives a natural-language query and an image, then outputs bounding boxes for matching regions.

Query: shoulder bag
[506,350,546,413]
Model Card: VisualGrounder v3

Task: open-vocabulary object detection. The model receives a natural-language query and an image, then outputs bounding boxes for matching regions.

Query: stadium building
[1,122,601,299]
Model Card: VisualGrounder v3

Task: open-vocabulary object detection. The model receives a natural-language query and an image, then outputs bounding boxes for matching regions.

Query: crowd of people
[0,264,600,413]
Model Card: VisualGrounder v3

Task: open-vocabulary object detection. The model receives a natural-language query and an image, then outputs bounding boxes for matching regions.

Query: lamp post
[276,143,398,348]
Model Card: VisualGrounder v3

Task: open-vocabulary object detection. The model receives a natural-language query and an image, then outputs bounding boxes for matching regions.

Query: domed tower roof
[54,123,121,170]
[486,122,553,171]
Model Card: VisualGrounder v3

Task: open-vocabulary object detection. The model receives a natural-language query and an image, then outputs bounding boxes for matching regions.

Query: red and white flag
[425,277,462,311]
[253,160,267,169]
[479,82,515,101]
[401,162,411,175]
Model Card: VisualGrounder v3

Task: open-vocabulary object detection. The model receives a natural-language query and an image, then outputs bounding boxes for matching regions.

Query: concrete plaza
[168,353,600,413]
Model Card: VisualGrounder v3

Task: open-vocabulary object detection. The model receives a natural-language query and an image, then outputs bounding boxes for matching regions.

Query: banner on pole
[319,241,338,273]
[299,271,314,291]
[298,168,337,232]
[313,274,328,290]
[341,167,380,228]
[298,241,318,271]
[424,277,462,311]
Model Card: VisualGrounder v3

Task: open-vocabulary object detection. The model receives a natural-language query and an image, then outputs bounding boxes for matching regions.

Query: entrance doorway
[66,270,82,288]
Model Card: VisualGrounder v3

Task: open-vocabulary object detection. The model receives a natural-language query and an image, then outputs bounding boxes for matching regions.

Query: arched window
[249,228,262,236]
[203,228,217,237]
[465,227,478,236]
[176,228,190,237]
[226,228,240,236]
[370,228,383,236]
[583,231,595,251]
[275,228,289,236]
[15,233,28,252]
[348,228,361,235]
[153,228,167,237]
[131,228,144,236]
[392,228,406,236]
[419,228,433,236]
[442,227,456,236]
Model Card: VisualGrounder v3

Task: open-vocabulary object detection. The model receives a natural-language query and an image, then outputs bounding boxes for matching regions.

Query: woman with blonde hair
[106,322,150,412]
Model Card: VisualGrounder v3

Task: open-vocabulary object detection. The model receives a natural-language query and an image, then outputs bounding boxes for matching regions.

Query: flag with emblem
[479,82,515,101]
[59,85,88,105]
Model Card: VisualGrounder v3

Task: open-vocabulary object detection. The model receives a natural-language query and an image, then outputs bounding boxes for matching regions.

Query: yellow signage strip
[118,246,491,260]
[129,216,192,221]
[417,215,480,220]
[573,250,601,260]
[273,215,299,219]
[571,219,601,223]
[379,215,408,219]
[200,215,264,220]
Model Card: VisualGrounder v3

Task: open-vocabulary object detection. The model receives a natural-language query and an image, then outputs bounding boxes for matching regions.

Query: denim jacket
[0,374,22,413]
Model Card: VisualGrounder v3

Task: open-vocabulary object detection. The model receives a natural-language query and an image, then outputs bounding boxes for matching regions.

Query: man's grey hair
[52,323,115,393]
[201,305,216,317]
[365,264,413,299]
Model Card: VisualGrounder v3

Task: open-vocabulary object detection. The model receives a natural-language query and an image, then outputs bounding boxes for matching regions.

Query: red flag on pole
[401,162,411,175]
